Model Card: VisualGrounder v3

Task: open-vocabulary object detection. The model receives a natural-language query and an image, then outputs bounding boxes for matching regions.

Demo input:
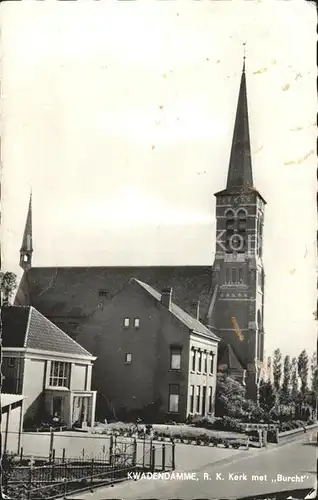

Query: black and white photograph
[0,1,316,499]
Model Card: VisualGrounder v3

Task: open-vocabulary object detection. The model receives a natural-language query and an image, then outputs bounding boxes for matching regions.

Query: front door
[52,397,62,418]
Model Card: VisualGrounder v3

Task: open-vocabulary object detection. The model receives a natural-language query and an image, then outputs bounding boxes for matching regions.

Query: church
[14,56,266,405]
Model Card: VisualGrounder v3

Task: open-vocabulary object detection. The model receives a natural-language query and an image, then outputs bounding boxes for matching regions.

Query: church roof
[133,278,220,341]
[218,343,245,371]
[15,265,214,323]
[1,306,94,358]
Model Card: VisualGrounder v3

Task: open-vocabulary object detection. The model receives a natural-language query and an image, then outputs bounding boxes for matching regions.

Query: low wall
[278,423,318,445]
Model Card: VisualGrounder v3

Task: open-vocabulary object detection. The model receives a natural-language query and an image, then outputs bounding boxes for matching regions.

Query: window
[123,318,130,328]
[99,290,108,297]
[8,358,15,367]
[232,268,237,283]
[204,352,208,373]
[225,210,235,230]
[237,210,247,253]
[208,387,213,413]
[210,352,214,374]
[259,223,263,257]
[237,210,247,229]
[134,318,140,328]
[198,351,202,372]
[196,386,201,413]
[168,384,180,413]
[170,346,181,370]
[49,362,70,388]
[225,268,230,283]
[238,268,244,284]
[125,353,132,364]
[189,385,194,413]
[191,349,196,371]
[202,386,207,415]
[225,210,235,253]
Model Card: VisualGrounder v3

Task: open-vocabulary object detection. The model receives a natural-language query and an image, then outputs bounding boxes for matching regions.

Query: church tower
[20,193,33,271]
[207,55,266,399]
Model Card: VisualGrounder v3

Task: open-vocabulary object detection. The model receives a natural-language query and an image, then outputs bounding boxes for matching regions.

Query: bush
[188,415,216,429]
[212,416,243,433]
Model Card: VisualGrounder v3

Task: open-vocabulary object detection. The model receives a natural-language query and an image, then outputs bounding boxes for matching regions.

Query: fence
[3,435,175,500]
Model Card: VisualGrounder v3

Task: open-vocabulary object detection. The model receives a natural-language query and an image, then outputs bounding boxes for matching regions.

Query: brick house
[1,306,97,430]
[74,278,220,422]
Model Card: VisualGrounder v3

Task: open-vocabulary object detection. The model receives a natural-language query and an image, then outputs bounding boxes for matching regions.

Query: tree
[298,349,309,396]
[259,379,276,413]
[0,272,18,306]
[291,357,298,399]
[281,355,292,404]
[273,348,282,393]
[310,352,317,390]
[266,356,272,382]
[215,373,247,418]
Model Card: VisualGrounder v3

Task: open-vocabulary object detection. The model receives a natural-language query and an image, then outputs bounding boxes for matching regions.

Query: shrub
[212,416,243,433]
[189,415,216,429]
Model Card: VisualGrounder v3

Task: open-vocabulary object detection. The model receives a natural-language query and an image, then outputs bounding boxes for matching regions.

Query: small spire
[242,42,246,72]
[226,47,253,190]
[20,191,33,270]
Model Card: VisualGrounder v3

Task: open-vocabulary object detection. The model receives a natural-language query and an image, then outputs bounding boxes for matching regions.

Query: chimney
[191,301,200,321]
[161,288,172,309]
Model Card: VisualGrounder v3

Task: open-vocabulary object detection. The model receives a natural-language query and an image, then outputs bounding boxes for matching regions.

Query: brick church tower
[206,56,266,400]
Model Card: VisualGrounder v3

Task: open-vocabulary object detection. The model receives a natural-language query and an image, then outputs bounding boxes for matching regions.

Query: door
[52,397,62,418]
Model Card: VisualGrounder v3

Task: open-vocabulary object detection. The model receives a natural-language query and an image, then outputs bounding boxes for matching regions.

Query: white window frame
[49,361,71,388]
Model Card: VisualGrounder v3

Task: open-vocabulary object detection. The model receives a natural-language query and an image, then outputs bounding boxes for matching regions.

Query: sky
[1,0,316,359]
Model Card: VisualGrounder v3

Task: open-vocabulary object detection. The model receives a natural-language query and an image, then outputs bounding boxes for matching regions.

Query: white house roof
[1,393,25,409]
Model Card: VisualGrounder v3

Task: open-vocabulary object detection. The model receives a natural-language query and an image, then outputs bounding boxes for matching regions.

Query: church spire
[20,192,33,270]
[226,46,253,190]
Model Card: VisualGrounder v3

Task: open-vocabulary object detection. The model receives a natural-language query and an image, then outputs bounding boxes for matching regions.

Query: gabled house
[1,306,97,430]
[74,278,220,422]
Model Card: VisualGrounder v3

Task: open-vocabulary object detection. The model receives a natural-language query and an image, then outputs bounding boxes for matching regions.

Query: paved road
[70,437,317,500]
